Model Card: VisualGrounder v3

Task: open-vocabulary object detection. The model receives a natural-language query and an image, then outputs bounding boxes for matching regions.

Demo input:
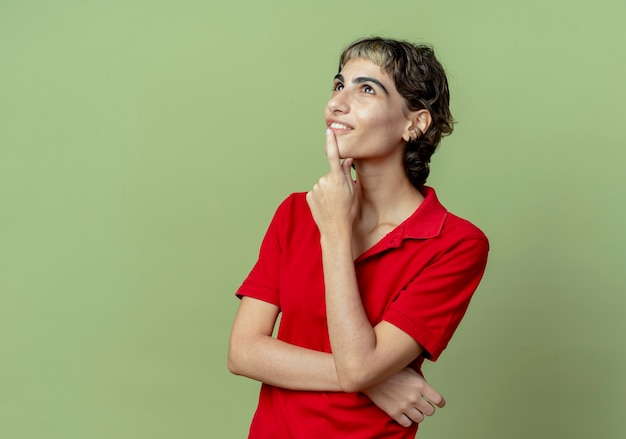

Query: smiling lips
[328,121,352,132]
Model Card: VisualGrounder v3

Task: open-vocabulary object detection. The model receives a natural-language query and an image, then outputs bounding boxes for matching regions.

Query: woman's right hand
[363,367,446,427]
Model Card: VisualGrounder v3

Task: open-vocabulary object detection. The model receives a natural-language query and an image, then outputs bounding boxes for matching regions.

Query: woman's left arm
[307,130,487,393]
[306,130,424,392]
[318,228,423,392]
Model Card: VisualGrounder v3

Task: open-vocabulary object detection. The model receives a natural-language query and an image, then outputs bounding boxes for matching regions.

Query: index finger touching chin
[325,129,341,170]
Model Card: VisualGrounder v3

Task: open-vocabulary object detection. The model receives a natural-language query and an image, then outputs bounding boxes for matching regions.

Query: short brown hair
[339,37,454,188]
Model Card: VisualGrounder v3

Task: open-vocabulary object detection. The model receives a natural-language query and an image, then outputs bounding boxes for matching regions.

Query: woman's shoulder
[419,186,488,244]
[443,211,488,244]
[277,191,308,209]
[271,192,311,221]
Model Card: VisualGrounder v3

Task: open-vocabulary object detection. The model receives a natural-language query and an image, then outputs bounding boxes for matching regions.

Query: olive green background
[1,1,624,438]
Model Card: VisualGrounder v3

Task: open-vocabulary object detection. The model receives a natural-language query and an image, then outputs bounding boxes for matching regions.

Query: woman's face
[324,57,413,161]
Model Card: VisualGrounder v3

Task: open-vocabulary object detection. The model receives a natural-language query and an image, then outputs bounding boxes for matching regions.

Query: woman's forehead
[339,58,386,78]
[338,58,396,90]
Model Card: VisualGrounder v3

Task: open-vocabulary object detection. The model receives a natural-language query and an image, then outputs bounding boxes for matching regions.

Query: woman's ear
[411,109,432,136]
[403,109,432,142]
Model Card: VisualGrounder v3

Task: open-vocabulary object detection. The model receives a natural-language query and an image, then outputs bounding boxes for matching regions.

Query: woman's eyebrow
[354,77,389,95]
[333,73,389,95]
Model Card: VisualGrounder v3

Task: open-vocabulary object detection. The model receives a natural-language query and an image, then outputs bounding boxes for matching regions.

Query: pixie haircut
[339,37,454,189]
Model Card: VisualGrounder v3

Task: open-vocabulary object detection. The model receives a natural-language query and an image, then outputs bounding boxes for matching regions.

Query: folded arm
[228,296,341,391]
[228,296,445,426]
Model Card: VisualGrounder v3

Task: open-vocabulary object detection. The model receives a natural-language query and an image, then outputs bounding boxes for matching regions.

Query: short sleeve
[383,237,489,361]
[235,195,294,308]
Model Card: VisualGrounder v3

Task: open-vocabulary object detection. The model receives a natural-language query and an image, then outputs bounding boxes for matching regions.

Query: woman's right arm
[227,296,342,391]
[228,296,445,424]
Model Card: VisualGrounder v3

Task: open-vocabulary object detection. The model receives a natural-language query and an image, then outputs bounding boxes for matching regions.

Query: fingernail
[326,128,332,137]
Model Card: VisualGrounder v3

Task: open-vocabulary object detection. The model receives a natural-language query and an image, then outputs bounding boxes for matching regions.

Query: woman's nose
[327,92,349,114]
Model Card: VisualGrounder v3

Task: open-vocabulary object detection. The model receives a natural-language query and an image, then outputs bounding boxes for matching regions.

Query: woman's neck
[353,159,424,231]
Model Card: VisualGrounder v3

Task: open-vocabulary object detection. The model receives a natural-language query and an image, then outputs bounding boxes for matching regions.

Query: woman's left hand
[306,129,359,236]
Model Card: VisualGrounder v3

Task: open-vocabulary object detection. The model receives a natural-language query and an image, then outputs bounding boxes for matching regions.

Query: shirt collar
[353,186,449,261]
[397,186,448,240]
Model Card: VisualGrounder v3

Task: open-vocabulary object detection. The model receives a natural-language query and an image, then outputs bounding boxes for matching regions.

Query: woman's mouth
[328,121,352,132]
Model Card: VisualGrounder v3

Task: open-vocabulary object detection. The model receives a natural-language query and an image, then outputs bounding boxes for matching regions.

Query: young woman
[228,37,489,438]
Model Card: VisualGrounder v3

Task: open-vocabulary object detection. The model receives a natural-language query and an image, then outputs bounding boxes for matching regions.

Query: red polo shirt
[236,187,489,438]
